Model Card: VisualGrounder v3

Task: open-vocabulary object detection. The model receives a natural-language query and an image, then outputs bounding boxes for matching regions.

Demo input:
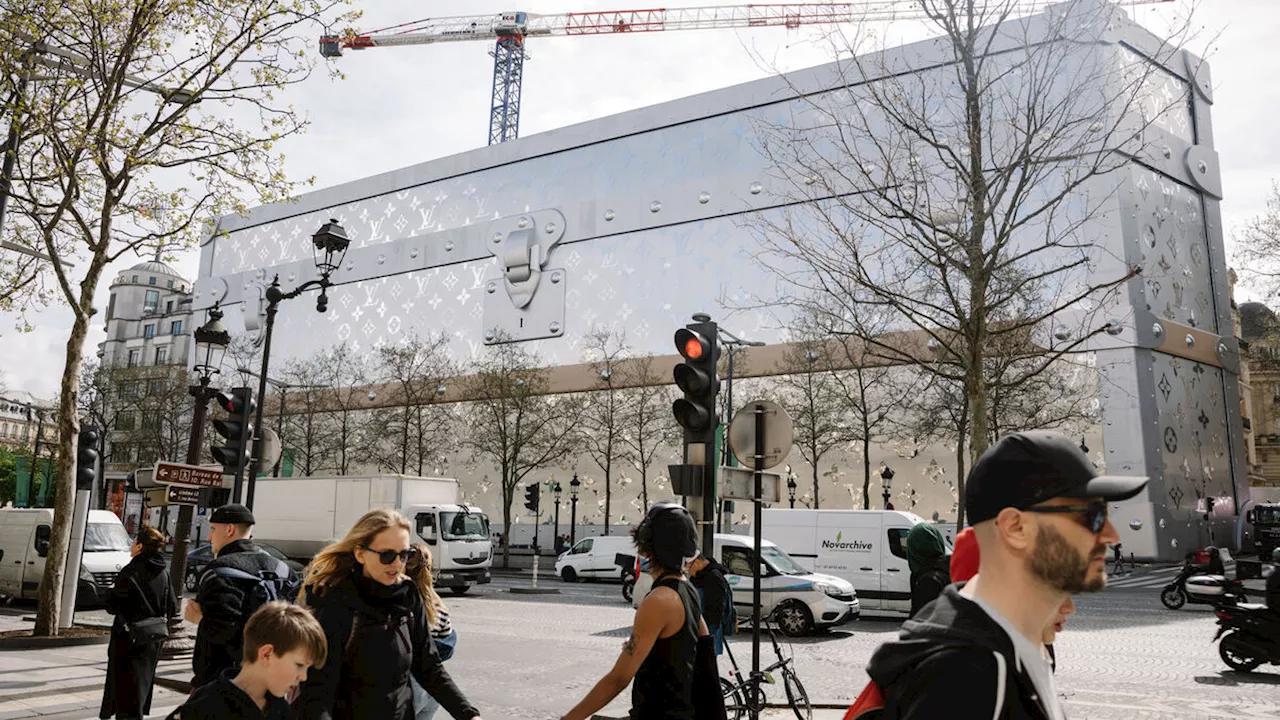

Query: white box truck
[761,508,946,616]
[251,475,492,595]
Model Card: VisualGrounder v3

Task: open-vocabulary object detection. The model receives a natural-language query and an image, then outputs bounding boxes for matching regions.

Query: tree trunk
[604,454,612,535]
[33,305,92,636]
[811,457,820,511]
[501,474,512,569]
[955,430,968,531]
[861,433,871,510]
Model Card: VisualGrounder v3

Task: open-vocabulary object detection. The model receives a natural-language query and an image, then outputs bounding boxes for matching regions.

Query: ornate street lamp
[569,473,581,546]
[880,464,895,509]
[786,465,798,509]
[552,480,563,552]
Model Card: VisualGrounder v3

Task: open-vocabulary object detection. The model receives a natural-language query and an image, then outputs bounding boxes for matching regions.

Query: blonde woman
[411,544,457,720]
[294,510,482,720]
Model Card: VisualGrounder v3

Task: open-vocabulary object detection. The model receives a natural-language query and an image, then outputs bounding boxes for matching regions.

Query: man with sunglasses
[188,503,302,689]
[866,431,1147,719]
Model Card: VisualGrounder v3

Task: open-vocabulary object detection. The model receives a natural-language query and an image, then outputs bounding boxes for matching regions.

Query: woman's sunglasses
[361,546,422,567]
[1024,501,1109,534]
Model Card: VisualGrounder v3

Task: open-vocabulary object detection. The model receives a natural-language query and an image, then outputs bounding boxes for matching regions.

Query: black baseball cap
[209,503,255,525]
[965,431,1148,525]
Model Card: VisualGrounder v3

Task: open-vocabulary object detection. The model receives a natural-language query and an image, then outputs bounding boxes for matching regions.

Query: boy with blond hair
[168,601,326,720]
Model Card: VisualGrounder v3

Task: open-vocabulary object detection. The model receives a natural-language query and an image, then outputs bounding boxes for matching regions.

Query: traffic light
[76,425,100,491]
[211,387,255,478]
[672,319,720,443]
[523,483,540,513]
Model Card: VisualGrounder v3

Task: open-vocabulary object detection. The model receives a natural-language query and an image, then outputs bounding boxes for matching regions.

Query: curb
[0,632,111,650]
[154,675,193,694]
[509,587,562,595]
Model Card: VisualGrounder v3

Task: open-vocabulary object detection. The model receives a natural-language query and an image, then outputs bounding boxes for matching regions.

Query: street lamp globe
[311,218,351,276]
[569,472,580,499]
[192,305,231,381]
[553,482,563,502]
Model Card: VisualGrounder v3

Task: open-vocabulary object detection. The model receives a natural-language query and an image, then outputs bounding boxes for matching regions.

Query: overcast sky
[4,0,1276,400]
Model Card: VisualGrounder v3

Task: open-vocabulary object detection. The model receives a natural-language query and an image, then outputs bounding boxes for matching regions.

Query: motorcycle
[1214,603,1280,672]
[1161,560,1249,610]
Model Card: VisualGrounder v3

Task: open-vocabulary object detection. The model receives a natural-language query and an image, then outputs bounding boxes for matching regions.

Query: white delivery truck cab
[762,508,942,616]
[555,535,635,582]
[251,475,492,595]
[0,508,134,606]
[632,533,858,636]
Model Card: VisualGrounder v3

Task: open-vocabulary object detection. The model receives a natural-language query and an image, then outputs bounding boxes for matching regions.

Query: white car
[632,533,859,636]
[555,535,636,582]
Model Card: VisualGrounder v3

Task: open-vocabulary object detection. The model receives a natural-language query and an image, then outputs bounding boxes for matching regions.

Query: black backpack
[210,557,299,617]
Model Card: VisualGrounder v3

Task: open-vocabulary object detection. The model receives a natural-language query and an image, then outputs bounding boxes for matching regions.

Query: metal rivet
[545,222,557,234]
[749,182,763,195]
[1162,146,1171,159]
[367,390,377,401]
[1217,341,1228,356]
[550,271,563,284]
[287,272,297,283]
[345,261,354,271]
[550,321,562,334]
[604,210,615,221]
[517,217,530,229]
[1152,322,1164,338]
[698,192,711,204]
[649,201,662,213]
[377,254,386,265]
[486,281,497,294]
[492,232,503,244]
[1129,519,1143,531]
[410,248,421,259]
[484,329,496,341]
[1197,161,1208,174]
[443,240,454,253]
[804,176,817,185]
[1185,334,1195,348]
[1104,320,1123,336]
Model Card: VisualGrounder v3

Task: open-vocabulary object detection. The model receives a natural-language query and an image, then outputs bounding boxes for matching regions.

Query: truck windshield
[1257,506,1280,525]
[762,546,810,576]
[84,523,132,552]
[440,512,489,541]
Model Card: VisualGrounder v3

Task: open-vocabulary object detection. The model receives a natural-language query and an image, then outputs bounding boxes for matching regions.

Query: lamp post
[880,464,895,510]
[717,330,766,467]
[243,219,350,509]
[162,305,229,657]
[237,366,330,478]
[569,473,580,546]
[786,465,797,509]
[552,481,563,553]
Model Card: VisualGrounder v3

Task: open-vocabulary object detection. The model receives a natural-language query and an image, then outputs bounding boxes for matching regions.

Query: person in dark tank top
[561,504,708,720]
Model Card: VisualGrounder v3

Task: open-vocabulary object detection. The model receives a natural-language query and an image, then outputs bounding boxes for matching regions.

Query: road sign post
[166,486,202,505]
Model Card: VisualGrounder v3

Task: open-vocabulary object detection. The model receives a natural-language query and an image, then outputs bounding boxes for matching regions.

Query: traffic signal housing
[76,425,100,491]
[523,483,540,513]
[211,387,255,478]
[672,320,720,444]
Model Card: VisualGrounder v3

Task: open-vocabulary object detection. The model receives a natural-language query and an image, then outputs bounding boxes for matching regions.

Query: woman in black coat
[100,526,177,720]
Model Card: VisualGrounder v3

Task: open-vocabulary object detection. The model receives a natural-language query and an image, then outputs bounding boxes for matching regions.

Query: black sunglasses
[360,546,421,567]
[1024,501,1109,534]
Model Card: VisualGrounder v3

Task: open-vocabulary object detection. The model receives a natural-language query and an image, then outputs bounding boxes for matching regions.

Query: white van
[632,533,859,636]
[762,508,946,616]
[555,535,635,582]
[0,508,135,606]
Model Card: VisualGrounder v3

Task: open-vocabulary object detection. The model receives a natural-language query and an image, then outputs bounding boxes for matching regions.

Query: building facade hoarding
[194,2,1242,559]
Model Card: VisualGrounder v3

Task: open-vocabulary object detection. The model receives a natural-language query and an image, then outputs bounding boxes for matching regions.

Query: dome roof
[1240,302,1278,342]
[128,259,182,277]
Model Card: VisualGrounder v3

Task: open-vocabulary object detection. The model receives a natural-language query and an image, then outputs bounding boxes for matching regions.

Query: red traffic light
[675,328,709,361]
[684,336,703,359]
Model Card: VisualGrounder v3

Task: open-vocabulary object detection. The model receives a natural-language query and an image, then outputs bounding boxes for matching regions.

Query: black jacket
[193,539,300,687]
[166,668,291,720]
[295,572,479,720]
[101,551,177,718]
[1267,566,1280,611]
[691,559,731,630]
[867,585,1052,720]
[909,561,951,617]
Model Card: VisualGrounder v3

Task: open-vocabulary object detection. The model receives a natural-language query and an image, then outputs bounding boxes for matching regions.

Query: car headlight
[813,581,843,597]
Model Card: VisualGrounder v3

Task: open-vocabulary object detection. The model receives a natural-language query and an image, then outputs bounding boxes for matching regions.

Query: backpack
[842,680,885,720]
[210,557,298,618]
[720,575,738,637]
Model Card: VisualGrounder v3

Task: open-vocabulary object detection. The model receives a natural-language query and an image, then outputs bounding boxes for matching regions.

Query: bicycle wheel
[720,677,746,720]
[783,667,812,720]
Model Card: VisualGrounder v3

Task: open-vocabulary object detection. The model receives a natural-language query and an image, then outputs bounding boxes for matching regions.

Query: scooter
[1161,560,1249,610]
[1214,603,1280,672]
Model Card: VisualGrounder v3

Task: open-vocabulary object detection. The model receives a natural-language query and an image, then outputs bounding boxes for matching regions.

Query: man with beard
[865,431,1147,719]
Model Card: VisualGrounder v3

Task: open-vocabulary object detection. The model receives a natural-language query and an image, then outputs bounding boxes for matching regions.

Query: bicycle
[719,609,811,720]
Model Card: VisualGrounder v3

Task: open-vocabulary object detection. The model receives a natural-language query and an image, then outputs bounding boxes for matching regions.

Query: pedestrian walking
[166,601,327,720]
[866,430,1146,719]
[185,503,300,688]
[689,551,733,655]
[100,526,177,720]
[562,503,725,720]
[905,523,950,617]
[411,544,459,720]
[294,509,482,720]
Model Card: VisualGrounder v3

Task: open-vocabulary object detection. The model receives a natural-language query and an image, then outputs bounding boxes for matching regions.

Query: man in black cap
[186,503,299,688]
[866,431,1147,720]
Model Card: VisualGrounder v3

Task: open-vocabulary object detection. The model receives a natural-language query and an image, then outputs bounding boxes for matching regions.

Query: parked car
[184,541,304,591]
[555,535,636,583]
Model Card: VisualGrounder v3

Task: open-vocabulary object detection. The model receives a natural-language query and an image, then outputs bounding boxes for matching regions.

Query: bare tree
[750,0,1193,528]
[314,343,374,476]
[774,336,854,509]
[619,353,677,510]
[580,328,632,533]
[1234,181,1280,300]
[461,340,581,567]
[371,332,457,476]
[276,356,331,477]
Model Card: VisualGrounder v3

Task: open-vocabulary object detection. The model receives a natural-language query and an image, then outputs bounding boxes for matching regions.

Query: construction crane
[320,1,1173,146]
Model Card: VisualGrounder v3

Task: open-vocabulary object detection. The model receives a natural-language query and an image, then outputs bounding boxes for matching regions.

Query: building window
[141,412,161,431]
[166,300,173,313]
[1,424,8,438]
[148,276,156,286]
[116,413,136,431]
[171,320,183,335]
[128,350,140,368]
[143,323,155,339]
[147,378,163,395]
[22,425,29,439]
[167,279,174,289]
[131,275,138,283]
[143,289,159,314]
[154,347,168,365]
